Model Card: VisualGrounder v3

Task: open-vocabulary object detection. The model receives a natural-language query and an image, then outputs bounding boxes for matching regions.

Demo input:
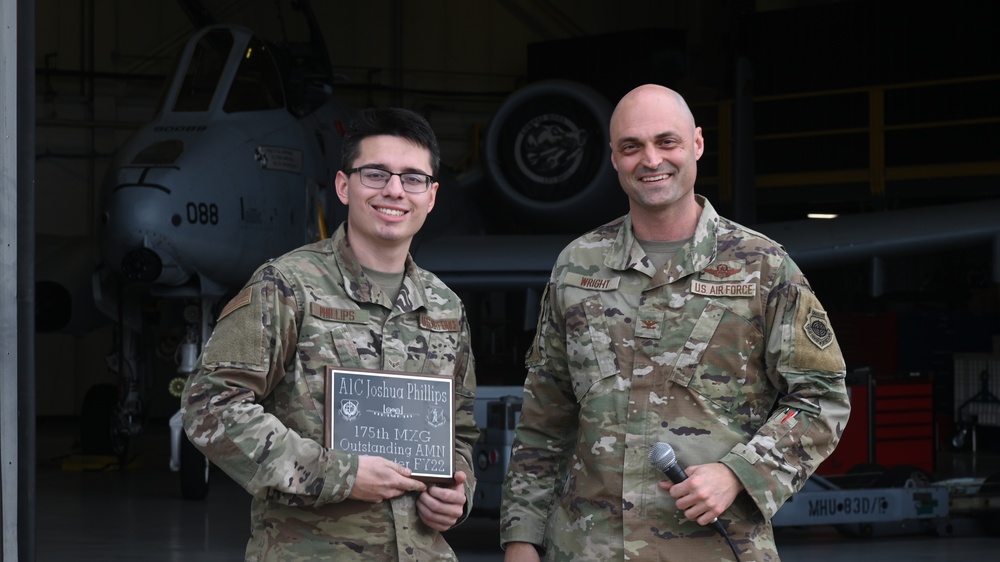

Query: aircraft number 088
[186,202,219,225]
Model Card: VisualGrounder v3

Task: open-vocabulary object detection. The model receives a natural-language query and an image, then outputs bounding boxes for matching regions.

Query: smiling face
[609,85,704,216]
[335,135,438,262]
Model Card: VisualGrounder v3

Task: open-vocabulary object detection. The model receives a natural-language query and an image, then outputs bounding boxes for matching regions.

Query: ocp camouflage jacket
[501,196,850,561]
[182,223,478,561]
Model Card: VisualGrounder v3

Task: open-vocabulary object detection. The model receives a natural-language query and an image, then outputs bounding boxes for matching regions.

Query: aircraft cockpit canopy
[223,36,284,113]
[172,27,284,114]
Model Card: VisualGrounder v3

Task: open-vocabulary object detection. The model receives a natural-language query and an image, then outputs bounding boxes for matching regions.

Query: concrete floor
[29,418,1000,561]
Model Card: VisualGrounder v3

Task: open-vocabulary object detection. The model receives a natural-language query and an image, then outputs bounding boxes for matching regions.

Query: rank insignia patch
[804,308,834,349]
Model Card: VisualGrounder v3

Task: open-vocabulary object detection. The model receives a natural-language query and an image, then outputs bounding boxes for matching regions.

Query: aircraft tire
[80,383,128,458]
[483,79,624,231]
[180,432,210,500]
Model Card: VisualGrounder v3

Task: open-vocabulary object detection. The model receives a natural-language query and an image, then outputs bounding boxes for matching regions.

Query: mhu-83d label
[771,487,948,527]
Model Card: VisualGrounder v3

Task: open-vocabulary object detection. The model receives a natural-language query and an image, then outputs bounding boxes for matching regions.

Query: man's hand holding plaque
[349,455,427,503]
[417,470,468,531]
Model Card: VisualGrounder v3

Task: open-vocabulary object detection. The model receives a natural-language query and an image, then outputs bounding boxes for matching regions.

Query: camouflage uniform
[501,196,850,561]
[182,223,478,561]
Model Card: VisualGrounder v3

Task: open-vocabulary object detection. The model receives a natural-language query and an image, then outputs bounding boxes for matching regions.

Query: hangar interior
[7,0,1000,560]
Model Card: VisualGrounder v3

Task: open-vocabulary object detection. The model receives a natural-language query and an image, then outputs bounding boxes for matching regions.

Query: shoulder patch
[564,272,621,291]
[803,307,834,349]
[790,290,845,373]
[420,315,460,332]
[218,287,253,321]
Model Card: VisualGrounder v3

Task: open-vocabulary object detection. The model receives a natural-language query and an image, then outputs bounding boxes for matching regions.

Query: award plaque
[325,367,454,483]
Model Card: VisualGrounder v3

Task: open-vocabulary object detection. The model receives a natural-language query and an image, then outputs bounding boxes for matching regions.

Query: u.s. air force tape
[691,279,756,297]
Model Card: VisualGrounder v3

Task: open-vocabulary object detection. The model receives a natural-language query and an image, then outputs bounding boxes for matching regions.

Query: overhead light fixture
[807,213,838,219]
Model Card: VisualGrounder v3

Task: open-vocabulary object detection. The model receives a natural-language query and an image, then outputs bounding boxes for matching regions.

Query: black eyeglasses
[346,167,435,193]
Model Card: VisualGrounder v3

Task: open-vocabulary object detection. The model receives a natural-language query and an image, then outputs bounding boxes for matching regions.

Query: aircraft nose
[98,183,192,287]
[120,247,163,283]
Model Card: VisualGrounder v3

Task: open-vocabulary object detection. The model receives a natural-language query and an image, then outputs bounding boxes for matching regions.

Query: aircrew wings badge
[704,264,741,278]
[803,308,834,349]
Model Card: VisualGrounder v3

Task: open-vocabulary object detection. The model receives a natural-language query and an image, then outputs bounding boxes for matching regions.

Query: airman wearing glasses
[182,107,478,561]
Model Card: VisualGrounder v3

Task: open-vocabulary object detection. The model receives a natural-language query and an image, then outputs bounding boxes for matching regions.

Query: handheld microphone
[648,442,730,539]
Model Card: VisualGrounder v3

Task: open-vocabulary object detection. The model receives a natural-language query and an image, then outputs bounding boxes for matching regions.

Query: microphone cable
[715,518,742,562]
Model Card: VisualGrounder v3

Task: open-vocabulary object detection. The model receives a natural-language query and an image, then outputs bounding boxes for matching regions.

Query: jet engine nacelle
[483,79,627,232]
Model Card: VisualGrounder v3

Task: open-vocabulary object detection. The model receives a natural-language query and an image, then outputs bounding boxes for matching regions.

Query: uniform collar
[331,223,428,312]
[606,195,721,284]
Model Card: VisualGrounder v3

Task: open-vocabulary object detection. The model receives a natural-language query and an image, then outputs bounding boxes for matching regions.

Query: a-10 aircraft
[85,0,624,500]
[90,3,354,498]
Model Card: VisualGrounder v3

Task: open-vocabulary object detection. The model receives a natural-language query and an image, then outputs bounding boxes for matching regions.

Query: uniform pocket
[413,314,463,376]
[566,295,620,402]
[669,300,759,412]
[324,324,364,369]
[301,299,369,371]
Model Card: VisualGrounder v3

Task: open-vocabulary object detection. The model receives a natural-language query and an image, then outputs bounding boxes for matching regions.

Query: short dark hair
[341,107,441,176]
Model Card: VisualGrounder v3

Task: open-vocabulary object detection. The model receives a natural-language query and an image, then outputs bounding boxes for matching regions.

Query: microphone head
[648,442,677,473]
